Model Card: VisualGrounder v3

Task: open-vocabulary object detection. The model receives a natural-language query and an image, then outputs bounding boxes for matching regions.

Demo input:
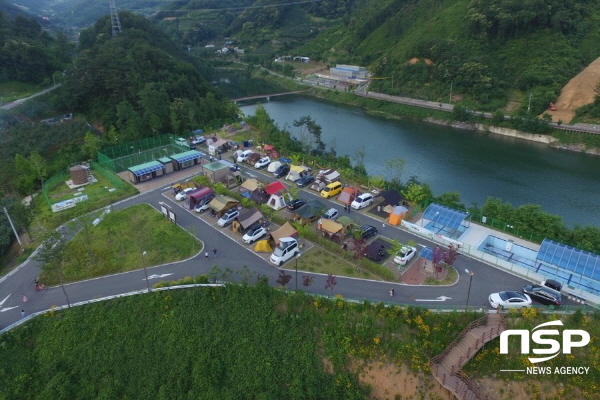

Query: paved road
[0,84,62,110]
[0,157,562,331]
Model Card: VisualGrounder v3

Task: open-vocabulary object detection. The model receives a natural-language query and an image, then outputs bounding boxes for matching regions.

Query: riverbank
[257,72,600,156]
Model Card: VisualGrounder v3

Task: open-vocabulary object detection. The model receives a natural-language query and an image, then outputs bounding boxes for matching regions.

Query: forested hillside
[60,11,237,138]
[0,10,72,84]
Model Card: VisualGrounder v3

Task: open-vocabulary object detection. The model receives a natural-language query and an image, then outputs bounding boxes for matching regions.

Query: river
[239,96,600,228]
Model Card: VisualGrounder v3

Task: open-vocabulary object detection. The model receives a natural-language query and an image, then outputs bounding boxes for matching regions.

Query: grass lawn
[0,81,46,103]
[39,204,202,284]
[297,246,378,279]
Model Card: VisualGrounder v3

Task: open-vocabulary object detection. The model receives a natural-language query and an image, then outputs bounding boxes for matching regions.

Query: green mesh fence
[91,161,124,189]
[97,134,181,173]
[42,169,71,208]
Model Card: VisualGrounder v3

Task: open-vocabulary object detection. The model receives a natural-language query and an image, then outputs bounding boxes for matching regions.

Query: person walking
[21,309,25,318]
[205,251,209,260]
[212,247,217,257]
[22,294,28,303]
[389,288,394,297]
[34,279,40,292]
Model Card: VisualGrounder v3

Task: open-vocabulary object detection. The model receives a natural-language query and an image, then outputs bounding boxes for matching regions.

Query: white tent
[267,161,282,173]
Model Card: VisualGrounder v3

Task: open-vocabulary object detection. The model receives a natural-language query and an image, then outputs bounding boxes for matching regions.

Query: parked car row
[489,282,563,309]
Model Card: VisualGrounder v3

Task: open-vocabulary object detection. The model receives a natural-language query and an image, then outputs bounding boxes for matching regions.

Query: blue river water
[240,96,600,228]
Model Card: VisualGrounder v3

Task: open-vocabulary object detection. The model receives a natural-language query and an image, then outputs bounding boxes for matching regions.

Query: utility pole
[3,207,23,252]
[449,81,453,104]
[109,0,122,37]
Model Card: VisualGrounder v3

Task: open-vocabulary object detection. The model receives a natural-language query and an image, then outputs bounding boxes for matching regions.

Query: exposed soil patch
[354,361,453,400]
[544,56,600,123]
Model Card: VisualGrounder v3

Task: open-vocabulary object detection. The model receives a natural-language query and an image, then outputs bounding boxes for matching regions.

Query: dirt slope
[544,56,600,123]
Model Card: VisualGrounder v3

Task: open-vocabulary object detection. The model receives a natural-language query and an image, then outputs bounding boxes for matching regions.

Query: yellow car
[320,181,343,199]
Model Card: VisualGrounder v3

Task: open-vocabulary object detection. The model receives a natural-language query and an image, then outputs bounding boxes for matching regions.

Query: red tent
[265,181,286,195]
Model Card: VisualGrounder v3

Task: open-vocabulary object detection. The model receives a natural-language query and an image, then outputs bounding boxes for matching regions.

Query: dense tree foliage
[61,12,236,135]
[0,12,73,84]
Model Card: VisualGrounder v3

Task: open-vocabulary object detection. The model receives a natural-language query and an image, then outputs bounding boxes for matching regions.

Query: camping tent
[365,239,391,261]
[377,189,404,207]
[286,165,309,182]
[265,181,286,195]
[388,206,408,226]
[250,188,269,204]
[270,222,298,246]
[265,181,289,210]
[254,240,272,253]
[231,208,264,233]
[207,138,228,155]
[323,169,341,183]
[208,194,239,216]
[319,218,344,238]
[241,178,260,192]
[267,161,282,173]
[336,187,360,205]
[247,153,262,164]
[292,200,327,224]
[187,187,215,209]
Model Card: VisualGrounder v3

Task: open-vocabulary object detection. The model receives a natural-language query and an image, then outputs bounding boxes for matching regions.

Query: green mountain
[59,11,236,137]
[188,0,598,114]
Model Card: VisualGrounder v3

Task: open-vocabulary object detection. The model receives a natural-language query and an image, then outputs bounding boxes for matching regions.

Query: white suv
[351,193,374,209]
[269,237,299,266]
[217,208,240,227]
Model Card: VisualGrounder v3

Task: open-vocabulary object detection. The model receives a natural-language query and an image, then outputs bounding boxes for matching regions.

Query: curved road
[1,162,540,331]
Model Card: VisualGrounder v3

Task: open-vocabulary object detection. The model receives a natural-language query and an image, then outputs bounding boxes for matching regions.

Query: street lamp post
[465,269,474,310]
[142,251,151,293]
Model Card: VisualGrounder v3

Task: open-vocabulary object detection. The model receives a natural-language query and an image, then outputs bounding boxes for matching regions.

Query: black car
[522,285,562,306]
[274,163,290,178]
[296,174,315,188]
[359,224,378,239]
[288,199,307,211]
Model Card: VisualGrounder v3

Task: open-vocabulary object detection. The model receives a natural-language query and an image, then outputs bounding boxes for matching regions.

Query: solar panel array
[171,150,204,163]
[129,162,164,177]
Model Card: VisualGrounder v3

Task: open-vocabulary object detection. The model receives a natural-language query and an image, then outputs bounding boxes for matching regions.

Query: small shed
[157,157,174,174]
[202,161,230,183]
[336,187,360,205]
[292,200,327,225]
[208,195,239,216]
[127,161,165,184]
[388,206,408,225]
[231,208,264,233]
[286,165,309,182]
[270,222,298,246]
[170,150,204,171]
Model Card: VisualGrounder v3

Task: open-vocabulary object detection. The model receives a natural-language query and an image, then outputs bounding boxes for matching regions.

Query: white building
[330,64,368,80]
